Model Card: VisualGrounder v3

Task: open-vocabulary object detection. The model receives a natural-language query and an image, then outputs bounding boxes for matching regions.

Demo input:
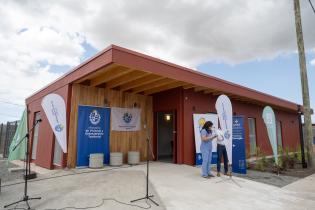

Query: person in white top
[215,129,229,177]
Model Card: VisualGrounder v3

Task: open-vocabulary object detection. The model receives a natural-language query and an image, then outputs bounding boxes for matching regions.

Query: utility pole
[293,0,314,167]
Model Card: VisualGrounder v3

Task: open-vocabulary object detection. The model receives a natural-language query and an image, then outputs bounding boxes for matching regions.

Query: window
[248,118,257,156]
[31,112,41,160]
[53,138,63,166]
[276,121,283,148]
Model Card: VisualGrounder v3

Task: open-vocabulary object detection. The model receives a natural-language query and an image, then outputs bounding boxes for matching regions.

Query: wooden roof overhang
[26,45,299,113]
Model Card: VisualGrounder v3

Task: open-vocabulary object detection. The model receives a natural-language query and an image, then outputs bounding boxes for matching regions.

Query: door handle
[173,131,177,134]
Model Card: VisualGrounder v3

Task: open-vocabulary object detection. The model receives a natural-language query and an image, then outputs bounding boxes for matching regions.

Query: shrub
[277,146,288,170]
[286,147,295,169]
[254,147,268,172]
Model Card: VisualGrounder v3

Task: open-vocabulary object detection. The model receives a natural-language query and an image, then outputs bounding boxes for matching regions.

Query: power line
[0,112,20,118]
[309,0,315,14]
[0,99,25,107]
[0,98,25,107]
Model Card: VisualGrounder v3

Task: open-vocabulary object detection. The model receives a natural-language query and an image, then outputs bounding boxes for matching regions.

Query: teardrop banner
[215,94,233,164]
[41,93,67,153]
[262,106,278,165]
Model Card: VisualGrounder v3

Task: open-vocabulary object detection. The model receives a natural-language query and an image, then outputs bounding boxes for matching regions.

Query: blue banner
[77,105,111,167]
[232,116,247,174]
[211,152,217,164]
[195,152,217,165]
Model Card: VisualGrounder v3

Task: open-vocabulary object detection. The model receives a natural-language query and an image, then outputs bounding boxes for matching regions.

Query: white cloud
[78,0,315,66]
[0,1,85,122]
[0,0,315,122]
[311,58,315,66]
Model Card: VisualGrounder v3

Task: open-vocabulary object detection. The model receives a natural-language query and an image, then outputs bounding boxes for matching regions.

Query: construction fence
[0,121,18,158]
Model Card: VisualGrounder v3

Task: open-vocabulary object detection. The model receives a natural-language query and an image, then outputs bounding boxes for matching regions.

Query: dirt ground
[283,165,315,178]
[233,162,315,187]
[0,158,23,182]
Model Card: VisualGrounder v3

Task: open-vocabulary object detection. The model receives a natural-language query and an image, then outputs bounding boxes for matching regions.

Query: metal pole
[25,134,29,199]
[0,123,3,154]
[298,105,307,168]
[146,138,149,197]
[293,0,314,167]
[4,122,10,158]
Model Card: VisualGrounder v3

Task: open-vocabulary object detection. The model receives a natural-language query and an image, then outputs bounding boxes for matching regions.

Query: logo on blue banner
[89,110,101,125]
[77,105,110,167]
[232,116,247,174]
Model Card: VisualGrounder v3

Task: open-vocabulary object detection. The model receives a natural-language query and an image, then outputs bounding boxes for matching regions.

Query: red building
[26,45,301,169]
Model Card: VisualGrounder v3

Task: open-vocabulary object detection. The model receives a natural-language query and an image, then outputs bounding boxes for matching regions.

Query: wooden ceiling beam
[75,64,118,83]
[212,91,223,96]
[90,68,133,87]
[79,80,91,86]
[106,71,149,89]
[204,89,215,94]
[119,75,163,91]
[182,84,196,89]
[131,78,175,94]
[144,81,187,95]
[194,86,208,92]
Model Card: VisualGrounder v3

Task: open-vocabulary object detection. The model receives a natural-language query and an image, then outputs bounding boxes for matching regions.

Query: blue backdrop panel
[77,105,110,167]
[232,116,247,174]
[195,152,217,165]
[211,152,217,164]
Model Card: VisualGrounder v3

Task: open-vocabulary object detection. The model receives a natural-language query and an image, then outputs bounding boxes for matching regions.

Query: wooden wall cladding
[67,84,153,168]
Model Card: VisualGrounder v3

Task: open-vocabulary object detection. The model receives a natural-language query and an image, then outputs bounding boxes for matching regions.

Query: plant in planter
[246,161,252,169]
[286,147,295,169]
[278,146,288,171]
[254,147,268,172]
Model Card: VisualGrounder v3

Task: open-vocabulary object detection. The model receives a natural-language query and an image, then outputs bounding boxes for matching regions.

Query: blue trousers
[200,141,213,177]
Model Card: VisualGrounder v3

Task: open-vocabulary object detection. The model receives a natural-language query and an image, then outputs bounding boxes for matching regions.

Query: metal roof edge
[111,45,299,111]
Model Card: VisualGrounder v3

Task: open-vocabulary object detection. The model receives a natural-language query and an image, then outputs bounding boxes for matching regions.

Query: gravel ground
[233,169,300,187]
[0,158,24,182]
[233,163,315,188]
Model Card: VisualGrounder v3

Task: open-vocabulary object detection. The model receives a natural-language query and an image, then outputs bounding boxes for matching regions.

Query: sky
[0,0,314,124]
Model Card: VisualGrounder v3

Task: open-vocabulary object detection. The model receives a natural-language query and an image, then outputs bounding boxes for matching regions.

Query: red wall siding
[182,89,217,165]
[153,88,184,163]
[27,85,71,169]
[28,83,300,169]
[232,100,300,155]
[28,101,54,169]
[180,89,300,165]
[276,110,301,149]
[231,100,273,155]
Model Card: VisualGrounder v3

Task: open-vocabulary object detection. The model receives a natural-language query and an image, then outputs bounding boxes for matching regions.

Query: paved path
[1,162,314,210]
[0,166,165,210]
[122,162,315,210]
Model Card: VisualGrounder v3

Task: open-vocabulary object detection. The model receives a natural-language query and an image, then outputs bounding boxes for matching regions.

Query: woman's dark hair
[202,121,213,133]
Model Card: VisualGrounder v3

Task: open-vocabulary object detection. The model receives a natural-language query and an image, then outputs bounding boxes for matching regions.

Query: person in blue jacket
[200,121,217,178]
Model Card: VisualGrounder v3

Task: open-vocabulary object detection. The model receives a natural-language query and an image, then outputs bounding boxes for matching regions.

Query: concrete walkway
[1,162,315,210]
[122,162,315,210]
[0,165,165,210]
[283,172,315,201]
